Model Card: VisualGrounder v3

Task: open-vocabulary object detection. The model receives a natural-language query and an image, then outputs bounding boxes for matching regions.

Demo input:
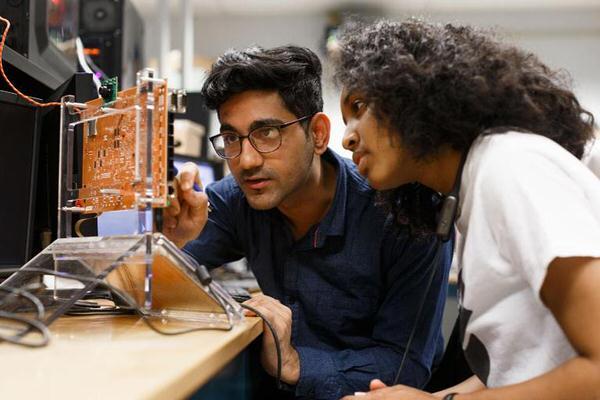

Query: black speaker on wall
[79,0,144,88]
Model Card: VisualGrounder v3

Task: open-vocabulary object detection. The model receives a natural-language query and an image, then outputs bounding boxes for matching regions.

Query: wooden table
[0,315,262,399]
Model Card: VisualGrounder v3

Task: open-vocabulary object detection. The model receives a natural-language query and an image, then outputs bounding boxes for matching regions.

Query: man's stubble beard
[245,146,316,211]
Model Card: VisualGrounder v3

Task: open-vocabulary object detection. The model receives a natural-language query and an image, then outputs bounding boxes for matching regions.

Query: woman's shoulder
[471,131,576,171]
[477,131,564,155]
[465,131,600,199]
[463,131,594,195]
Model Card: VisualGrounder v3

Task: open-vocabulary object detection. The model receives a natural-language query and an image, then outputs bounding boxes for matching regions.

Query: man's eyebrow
[249,118,284,131]
[219,123,239,133]
[220,118,285,134]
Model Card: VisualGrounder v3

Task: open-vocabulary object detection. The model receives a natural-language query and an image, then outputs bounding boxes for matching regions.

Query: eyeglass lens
[213,126,282,158]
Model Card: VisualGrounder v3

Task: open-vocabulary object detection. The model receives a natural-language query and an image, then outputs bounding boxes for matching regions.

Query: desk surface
[0,315,262,400]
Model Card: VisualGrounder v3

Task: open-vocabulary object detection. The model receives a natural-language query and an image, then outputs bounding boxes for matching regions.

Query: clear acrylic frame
[0,69,242,330]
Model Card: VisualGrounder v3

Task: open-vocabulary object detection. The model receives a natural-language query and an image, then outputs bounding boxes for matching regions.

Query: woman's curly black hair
[334,18,595,236]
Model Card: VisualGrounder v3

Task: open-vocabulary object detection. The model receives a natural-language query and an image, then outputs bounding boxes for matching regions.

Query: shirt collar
[312,148,348,247]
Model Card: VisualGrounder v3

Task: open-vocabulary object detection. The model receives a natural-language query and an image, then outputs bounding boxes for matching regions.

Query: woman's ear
[310,112,331,155]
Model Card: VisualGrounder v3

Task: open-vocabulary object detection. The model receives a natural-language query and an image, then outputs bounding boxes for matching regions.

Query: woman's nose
[342,125,359,151]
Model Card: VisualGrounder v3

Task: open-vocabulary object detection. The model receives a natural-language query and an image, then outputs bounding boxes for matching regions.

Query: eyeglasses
[209,115,312,159]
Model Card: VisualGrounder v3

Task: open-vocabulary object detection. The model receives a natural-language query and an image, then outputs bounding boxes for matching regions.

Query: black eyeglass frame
[209,115,313,159]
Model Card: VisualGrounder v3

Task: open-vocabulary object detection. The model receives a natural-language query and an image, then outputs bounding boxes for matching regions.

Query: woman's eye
[351,99,366,114]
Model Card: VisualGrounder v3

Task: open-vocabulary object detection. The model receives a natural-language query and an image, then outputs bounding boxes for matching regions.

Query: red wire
[0,16,61,108]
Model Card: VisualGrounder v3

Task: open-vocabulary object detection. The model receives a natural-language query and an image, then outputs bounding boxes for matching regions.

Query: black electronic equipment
[0,89,41,272]
[436,152,468,242]
[79,0,144,88]
[31,73,99,254]
[0,0,78,90]
[0,65,95,277]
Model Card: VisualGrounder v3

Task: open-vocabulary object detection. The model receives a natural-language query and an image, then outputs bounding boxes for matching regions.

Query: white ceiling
[133,0,600,17]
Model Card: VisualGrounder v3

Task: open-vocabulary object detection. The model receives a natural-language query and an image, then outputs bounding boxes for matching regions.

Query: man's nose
[238,138,264,170]
[342,124,359,151]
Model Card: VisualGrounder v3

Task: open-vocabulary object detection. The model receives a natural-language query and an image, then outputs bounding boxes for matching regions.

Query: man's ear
[310,112,331,155]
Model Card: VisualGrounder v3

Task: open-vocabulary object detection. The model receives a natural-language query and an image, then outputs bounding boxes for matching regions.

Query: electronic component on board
[98,77,119,103]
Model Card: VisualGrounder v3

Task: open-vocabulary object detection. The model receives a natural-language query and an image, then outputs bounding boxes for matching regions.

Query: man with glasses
[163,45,452,399]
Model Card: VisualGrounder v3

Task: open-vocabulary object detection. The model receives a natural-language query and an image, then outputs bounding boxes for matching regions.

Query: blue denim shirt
[184,149,452,399]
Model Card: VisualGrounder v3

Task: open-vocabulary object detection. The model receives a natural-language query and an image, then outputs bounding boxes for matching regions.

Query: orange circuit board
[76,82,169,214]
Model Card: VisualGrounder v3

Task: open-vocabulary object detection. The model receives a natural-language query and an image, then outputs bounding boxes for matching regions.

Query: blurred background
[133,0,600,158]
[4,0,597,307]
[1,0,598,336]
[0,3,597,396]
[2,0,598,285]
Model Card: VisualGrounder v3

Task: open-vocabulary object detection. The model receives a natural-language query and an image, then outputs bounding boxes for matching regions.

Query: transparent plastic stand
[0,69,242,331]
[1,234,242,330]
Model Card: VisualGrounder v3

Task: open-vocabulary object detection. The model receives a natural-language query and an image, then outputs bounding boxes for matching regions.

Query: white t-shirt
[455,132,600,387]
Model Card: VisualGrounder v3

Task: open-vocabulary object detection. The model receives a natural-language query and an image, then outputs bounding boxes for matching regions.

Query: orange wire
[0,16,61,108]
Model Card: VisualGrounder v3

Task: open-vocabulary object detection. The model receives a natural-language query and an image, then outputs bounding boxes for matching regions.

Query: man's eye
[222,134,239,145]
[255,127,278,138]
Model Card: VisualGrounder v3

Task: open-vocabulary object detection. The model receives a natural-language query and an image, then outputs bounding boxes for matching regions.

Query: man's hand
[243,294,300,385]
[370,379,388,391]
[342,383,437,399]
[163,162,209,248]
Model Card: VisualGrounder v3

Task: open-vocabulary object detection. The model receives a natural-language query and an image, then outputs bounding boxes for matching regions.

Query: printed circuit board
[74,81,169,214]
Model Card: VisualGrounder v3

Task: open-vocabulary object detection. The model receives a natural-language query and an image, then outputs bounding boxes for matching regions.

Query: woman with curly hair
[336,19,600,400]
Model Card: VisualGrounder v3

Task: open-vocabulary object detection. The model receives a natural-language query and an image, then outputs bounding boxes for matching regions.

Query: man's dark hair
[334,18,595,236]
[201,45,323,119]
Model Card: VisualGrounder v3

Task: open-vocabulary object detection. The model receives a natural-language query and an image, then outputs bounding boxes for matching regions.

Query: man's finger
[245,304,290,341]
[244,299,275,319]
[253,295,289,318]
[163,215,178,230]
[178,162,202,191]
[244,306,277,337]
[249,297,290,324]
[370,379,387,391]
[251,294,281,305]
[182,189,208,212]
[165,194,181,217]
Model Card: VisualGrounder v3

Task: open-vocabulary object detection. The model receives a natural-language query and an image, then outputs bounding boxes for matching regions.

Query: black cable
[65,307,134,316]
[0,310,50,347]
[240,302,283,391]
[393,239,444,385]
[0,286,51,347]
[393,147,468,385]
[0,263,236,346]
[0,285,45,320]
